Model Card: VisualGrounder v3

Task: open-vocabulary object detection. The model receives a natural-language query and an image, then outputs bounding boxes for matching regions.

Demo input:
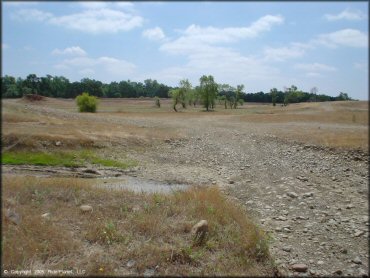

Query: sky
[2,1,369,100]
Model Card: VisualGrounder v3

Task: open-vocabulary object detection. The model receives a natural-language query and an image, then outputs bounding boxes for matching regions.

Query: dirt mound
[23,94,45,101]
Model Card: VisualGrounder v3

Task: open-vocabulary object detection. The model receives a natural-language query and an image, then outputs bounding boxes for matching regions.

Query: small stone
[41,213,51,218]
[333,270,343,275]
[352,257,362,264]
[143,268,155,277]
[303,192,314,198]
[317,260,324,265]
[354,230,365,237]
[276,216,287,221]
[287,192,298,198]
[80,205,93,212]
[228,180,235,184]
[291,264,308,272]
[282,246,292,252]
[83,169,101,175]
[55,141,62,146]
[126,260,136,268]
[5,209,21,225]
[212,181,216,185]
[164,139,171,143]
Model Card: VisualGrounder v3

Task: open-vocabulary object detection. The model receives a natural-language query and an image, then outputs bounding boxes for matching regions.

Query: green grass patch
[2,150,136,169]
[2,151,79,167]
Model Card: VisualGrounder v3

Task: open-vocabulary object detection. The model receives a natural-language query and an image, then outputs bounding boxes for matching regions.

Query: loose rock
[80,205,93,212]
[5,209,21,225]
[287,192,298,198]
[352,257,362,264]
[291,264,308,272]
[143,268,155,277]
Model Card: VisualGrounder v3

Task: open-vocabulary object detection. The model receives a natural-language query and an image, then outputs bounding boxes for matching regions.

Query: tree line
[1,74,171,99]
[1,74,353,104]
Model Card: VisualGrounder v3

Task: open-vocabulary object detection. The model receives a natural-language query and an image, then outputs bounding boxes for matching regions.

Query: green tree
[170,79,191,112]
[24,74,40,94]
[336,92,350,101]
[1,75,20,98]
[233,84,244,109]
[199,75,218,111]
[76,92,98,112]
[270,88,278,106]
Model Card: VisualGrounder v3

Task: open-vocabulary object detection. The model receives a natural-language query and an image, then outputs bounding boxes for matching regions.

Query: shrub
[154,96,161,108]
[76,92,98,113]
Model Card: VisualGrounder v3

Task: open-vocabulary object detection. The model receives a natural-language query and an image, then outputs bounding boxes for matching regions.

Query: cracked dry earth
[127,115,369,277]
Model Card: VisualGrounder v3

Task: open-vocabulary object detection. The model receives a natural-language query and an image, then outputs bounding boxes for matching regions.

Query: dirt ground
[2,98,369,276]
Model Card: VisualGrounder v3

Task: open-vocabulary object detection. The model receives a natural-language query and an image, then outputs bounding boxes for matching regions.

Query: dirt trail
[129,115,369,277]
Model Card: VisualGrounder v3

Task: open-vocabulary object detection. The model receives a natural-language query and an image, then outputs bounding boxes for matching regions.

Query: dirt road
[127,114,369,277]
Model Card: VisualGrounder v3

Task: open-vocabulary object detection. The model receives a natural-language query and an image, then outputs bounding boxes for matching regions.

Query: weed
[3,176,274,276]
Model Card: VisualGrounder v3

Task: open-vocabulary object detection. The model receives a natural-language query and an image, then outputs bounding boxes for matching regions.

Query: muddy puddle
[2,165,190,194]
[97,176,190,193]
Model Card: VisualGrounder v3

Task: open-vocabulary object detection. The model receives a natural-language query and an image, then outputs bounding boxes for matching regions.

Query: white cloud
[263,43,310,62]
[49,8,143,34]
[294,63,337,78]
[151,15,285,87]
[4,2,38,8]
[52,46,87,56]
[316,29,368,48]
[324,9,367,21]
[11,8,52,22]
[114,2,135,12]
[79,2,109,10]
[54,55,136,79]
[142,27,166,41]
[294,63,337,72]
[160,14,284,55]
[11,7,143,34]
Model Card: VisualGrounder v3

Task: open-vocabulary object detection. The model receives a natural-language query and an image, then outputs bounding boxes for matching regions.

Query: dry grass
[2,175,274,276]
[2,99,181,152]
[4,98,366,151]
[237,101,368,151]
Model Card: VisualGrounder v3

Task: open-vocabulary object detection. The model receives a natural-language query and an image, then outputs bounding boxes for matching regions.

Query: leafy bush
[154,96,161,108]
[76,92,98,112]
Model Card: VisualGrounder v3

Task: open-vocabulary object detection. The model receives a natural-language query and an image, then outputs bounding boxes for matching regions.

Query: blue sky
[2,1,368,99]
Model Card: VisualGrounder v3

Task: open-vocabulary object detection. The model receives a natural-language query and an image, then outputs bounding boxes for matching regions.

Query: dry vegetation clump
[2,176,275,276]
[23,94,45,101]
